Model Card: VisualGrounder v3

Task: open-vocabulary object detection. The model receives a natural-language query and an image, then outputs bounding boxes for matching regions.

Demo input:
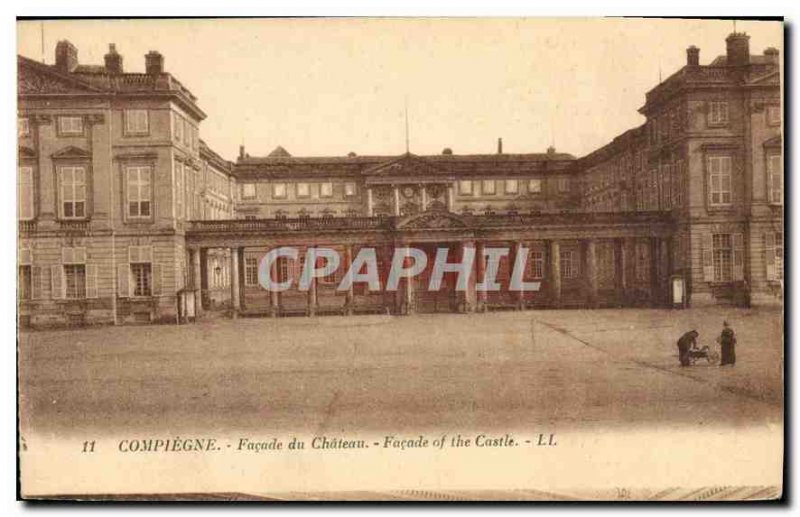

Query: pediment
[18,146,36,159]
[364,154,443,178]
[763,135,782,148]
[51,146,91,160]
[396,210,469,230]
[748,70,780,86]
[18,57,105,95]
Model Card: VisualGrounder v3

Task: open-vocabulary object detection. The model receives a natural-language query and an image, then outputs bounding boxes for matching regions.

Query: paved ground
[18,307,783,439]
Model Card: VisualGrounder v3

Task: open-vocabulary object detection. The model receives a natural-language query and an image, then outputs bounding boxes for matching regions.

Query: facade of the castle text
[17,32,783,326]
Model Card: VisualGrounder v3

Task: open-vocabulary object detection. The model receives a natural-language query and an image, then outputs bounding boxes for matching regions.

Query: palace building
[17,32,783,327]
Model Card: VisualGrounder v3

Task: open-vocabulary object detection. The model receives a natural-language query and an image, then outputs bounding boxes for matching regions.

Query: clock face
[402,186,416,199]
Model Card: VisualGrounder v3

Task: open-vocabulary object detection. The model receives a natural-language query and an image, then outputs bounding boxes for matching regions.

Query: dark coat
[677,331,697,366]
[720,327,736,365]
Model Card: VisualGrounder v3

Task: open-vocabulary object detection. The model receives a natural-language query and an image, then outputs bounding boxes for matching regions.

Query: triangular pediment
[18,57,106,95]
[51,146,91,159]
[364,154,443,178]
[748,70,780,86]
[396,210,469,230]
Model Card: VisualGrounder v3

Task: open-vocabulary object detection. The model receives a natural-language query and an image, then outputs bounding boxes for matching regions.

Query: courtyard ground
[18,307,783,439]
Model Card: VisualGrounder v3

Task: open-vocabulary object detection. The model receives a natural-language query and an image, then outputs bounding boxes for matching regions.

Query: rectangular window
[126,166,152,218]
[19,265,32,301]
[245,257,259,286]
[528,179,542,194]
[767,105,781,126]
[131,263,152,297]
[560,250,577,279]
[174,160,184,219]
[173,113,183,142]
[124,109,149,135]
[277,257,289,283]
[528,250,544,279]
[708,101,729,126]
[241,183,257,200]
[482,180,496,195]
[344,182,357,197]
[272,183,287,199]
[64,264,87,299]
[59,166,86,219]
[558,177,570,193]
[58,116,84,135]
[708,156,732,206]
[768,153,783,205]
[775,232,784,280]
[505,179,519,195]
[320,182,333,198]
[18,166,35,221]
[296,182,310,198]
[712,234,733,282]
[182,119,192,146]
[458,180,473,195]
[18,117,30,137]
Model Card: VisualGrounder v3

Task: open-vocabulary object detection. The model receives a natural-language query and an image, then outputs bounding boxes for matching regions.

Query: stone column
[550,240,562,307]
[199,248,209,310]
[476,241,486,311]
[513,241,525,310]
[393,185,401,216]
[230,247,241,318]
[447,185,455,212]
[649,237,660,306]
[585,239,598,307]
[613,238,625,303]
[307,250,318,317]
[269,252,279,317]
[462,241,477,313]
[421,185,428,211]
[343,245,354,315]
[192,247,203,316]
[366,187,374,216]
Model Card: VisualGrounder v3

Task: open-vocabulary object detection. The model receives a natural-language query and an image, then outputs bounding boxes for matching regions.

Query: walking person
[677,330,699,367]
[717,321,737,366]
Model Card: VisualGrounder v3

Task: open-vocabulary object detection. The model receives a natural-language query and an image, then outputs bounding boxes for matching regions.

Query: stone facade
[17,32,782,327]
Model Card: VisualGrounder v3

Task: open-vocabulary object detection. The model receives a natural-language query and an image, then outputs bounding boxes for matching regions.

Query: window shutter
[152,263,162,296]
[51,265,64,299]
[117,263,130,298]
[702,234,714,281]
[765,233,776,281]
[86,264,98,298]
[31,266,43,300]
[732,233,744,281]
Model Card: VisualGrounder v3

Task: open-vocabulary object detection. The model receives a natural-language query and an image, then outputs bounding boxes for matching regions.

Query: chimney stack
[725,32,750,66]
[239,145,245,160]
[104,43,123,74]
[497,138,503,155]
[764,47,779,65]
[686,45,700,66]
[55,40,79,73]
[547,146,556,155]
[145,51,164,75]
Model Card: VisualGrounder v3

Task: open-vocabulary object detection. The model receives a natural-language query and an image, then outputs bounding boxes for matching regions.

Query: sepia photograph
[15,16,783,501]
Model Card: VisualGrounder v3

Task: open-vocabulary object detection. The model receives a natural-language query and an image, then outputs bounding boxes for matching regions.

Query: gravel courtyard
[18,307,783,439]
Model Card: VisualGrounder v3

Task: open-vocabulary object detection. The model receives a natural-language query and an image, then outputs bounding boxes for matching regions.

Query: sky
[17,18,782,160]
